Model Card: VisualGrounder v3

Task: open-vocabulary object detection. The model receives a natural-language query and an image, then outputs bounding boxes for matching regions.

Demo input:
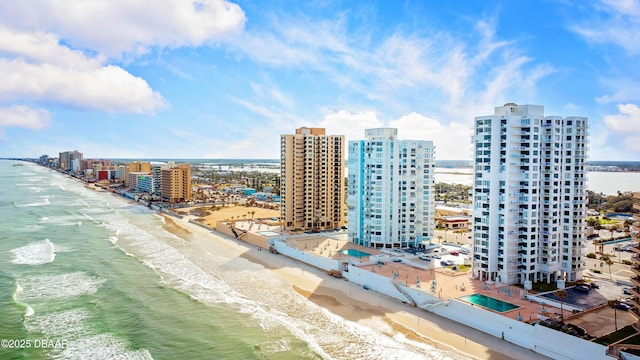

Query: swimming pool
[605,213,634,221]
[341,249,371,258]
[459,294,519,313]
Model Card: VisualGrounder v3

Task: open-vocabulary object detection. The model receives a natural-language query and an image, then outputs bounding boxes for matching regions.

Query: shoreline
[160,213,547,360]
[58,164,544,359]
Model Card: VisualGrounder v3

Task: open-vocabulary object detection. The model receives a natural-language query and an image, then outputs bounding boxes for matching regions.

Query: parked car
[392,258,402,263]
[574,285,590,293]
[616,302,632,311]
[419,254,431,261]
[589,282,599,289]
[623,288,633,295]
[441,260,453,266]
[450,251,459,256]
[432,254,441,259]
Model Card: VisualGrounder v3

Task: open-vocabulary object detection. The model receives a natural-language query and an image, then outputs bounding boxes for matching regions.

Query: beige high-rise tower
[160,163,192,204]
[280,127,345,231]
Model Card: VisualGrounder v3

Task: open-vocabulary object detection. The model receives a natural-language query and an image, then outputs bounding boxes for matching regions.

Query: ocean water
[0,161,456,360]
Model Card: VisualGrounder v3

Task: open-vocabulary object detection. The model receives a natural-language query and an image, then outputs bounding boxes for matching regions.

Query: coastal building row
[40,152,193,204]
[281,103,590,286]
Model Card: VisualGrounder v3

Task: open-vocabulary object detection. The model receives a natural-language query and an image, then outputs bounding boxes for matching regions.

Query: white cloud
[319,110,383,141]
[604,103,640,133]
[388,113,471,160]
[0,0,246,58]
[0,26,168,114]
[231,15,553,140]
[0,105,51,130]
[571,0,640,54]
[318,110,471,160]
[0,105,51,141]
[623,135,640,152]
[597,103,640,158]
[564,102,579,110]
[249,82,295,109]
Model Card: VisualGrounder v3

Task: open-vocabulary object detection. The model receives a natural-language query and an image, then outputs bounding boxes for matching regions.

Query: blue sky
[0,0,639,160]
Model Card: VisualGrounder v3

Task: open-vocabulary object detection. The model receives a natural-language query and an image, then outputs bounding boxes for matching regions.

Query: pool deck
[284,236,383,260]
[368,259,554,323]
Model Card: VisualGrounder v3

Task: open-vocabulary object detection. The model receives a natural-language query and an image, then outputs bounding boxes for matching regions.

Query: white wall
[425,300,613,360]
[343,264,409,303]
[533,323,611,360]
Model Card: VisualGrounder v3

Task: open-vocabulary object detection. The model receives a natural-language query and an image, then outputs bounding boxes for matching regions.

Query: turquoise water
[603,237,632,245]
[0,161,454,360]
[458,294,519,313]
[604,213,634,220]
[340,249,371,258]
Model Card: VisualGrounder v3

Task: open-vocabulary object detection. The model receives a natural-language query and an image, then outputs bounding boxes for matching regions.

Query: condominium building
[348,128,435,249]
[136,174,155,194]
[280,127,345,231]
[472,103,588,285]
[123,161,151,189]
[151,163,169,196]
[59,150,83,172]
[160,163,192,203]
[130,172,152,192]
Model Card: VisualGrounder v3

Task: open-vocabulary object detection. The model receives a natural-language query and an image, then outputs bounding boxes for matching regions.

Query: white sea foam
[39,214,85,226]
[24,308,92,337]
[16,198,50,207]
[18,224,43,232]
[23,304,153,360]
[15,272,105,302]
[11,239,56,265]
[55,334,153,360]
[12,284,35,317]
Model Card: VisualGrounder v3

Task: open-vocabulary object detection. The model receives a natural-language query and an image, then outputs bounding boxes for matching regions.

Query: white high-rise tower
[348,128,435,249]
[472,103,588,285]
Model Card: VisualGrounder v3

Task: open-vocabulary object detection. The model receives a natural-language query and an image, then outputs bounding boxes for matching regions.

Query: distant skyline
[0,0,639,160]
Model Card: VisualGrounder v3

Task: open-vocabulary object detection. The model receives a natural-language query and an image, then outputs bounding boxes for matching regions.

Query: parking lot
[413,244,471,268]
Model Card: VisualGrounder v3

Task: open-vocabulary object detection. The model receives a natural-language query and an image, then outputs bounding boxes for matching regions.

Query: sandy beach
[161,212,549,360]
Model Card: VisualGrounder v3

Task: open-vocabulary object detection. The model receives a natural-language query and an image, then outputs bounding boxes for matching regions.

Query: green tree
[604,257,614,281]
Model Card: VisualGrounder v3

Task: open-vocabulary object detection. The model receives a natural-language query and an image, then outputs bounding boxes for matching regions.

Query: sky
[0,0,639,161]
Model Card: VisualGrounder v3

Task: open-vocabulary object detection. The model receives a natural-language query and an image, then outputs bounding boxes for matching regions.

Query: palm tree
[624,220,633,236]
[554,289,569,322]
[604,256,614,281]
